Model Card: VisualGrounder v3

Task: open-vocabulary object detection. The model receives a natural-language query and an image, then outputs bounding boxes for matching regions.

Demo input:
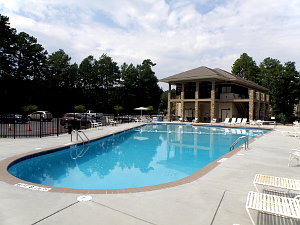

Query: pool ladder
[71,130,90,144]
[229,136,248,151]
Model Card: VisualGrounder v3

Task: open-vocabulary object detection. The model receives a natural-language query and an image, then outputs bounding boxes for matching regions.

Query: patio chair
[106,117,117,126]
[134,117,141,122]
[235,118,242,125]
[229,117,236,126]
[141,116,150,123]
[249,120,256,126]
[253,174,300,193]
[221,118,230,125]
[293,121,300,127]
[210,118,217,123]
[289,149,300,167]
[241,118,248,126]
[255,120,263,126]
[192,117,198,123]
[91,120,102,128]
[246,191,300,225]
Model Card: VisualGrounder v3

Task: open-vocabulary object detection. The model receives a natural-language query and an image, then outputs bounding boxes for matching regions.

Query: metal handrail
[229,136,248,151]
[71,130,77,142]
[78,130,90,142]
[71,130,90,143]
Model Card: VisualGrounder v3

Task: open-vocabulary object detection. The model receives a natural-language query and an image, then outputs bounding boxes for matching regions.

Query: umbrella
[134,107,149,117]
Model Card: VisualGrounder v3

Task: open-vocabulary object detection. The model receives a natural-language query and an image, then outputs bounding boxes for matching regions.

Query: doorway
[221,109,230,122]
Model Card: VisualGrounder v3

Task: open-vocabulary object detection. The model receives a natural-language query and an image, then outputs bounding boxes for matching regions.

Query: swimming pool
[8,124,268,190]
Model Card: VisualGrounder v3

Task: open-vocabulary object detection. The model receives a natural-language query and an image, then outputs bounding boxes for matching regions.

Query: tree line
[0,14,163,116]
[1,13,299,119]
[232,53,300,120]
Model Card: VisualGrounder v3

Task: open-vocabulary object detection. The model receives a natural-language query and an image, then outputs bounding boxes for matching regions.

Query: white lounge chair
[141,116,151,123]
[249,120,263,126]
[210,118,217,123]
[249,120,256,126]
[254,174,300,193]
[246,191,300,225]
[293,121,300,127]
[221,118,230,125]
[255,120,263,126]
[229,117,236,126]
[235,118,242,125]
[289,149,300,167]
[241,118,247,126]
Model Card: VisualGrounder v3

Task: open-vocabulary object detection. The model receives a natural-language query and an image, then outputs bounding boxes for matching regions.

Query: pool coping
[0,124,272,194]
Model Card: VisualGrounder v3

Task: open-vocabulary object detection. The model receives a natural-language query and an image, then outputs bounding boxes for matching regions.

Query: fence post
[13,114,16,139]
[39,117,42,138]
[57,118,59,136]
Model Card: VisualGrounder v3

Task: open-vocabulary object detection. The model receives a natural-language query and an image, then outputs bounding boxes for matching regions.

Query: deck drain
[77,195,92,202]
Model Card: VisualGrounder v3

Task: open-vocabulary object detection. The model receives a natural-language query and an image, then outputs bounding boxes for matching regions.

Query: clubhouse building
[160,66,269,122]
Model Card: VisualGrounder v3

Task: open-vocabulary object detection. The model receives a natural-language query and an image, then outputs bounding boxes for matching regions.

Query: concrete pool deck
[0,123,299,225]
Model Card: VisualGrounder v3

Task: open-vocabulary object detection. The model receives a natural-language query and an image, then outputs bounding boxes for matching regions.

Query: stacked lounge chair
[246,174,300,225]
[253,174,300,193]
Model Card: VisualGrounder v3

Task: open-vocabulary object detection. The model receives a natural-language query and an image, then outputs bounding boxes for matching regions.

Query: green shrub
[114,105,124,114]
[74,104,86,113]
[22,105,38,113]
[276,113,287,124]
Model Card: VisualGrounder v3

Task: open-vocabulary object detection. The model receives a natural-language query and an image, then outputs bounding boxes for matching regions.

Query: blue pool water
[8,124,268,189]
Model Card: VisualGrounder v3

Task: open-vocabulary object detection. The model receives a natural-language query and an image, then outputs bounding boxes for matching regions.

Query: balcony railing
[219,93,248,100]
[170,94,181,99]
[171,92,250,100]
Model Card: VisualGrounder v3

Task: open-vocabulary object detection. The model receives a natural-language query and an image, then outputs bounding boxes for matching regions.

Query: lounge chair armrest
[290,150,300,155]
[294,195,300,200]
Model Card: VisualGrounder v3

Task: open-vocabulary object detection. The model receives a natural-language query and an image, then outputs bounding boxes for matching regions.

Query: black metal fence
[0,117,67,139]
[0,114,141,139]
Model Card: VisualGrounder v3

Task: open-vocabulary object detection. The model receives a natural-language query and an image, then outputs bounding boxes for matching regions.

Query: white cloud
[1,0,300,90]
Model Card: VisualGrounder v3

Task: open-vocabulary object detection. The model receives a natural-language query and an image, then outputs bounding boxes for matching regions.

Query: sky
[1,0,300,90]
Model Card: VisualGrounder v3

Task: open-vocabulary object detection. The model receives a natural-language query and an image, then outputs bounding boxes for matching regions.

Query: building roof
[160,66,267,91]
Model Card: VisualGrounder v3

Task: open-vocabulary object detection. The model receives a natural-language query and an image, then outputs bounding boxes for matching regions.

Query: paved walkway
[0,123,299,225]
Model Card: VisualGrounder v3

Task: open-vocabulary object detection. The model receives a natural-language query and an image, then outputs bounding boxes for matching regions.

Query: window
[222,86,231,93]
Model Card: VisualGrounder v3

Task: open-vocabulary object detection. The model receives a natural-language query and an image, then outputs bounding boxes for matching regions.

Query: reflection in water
[8,124,267,189]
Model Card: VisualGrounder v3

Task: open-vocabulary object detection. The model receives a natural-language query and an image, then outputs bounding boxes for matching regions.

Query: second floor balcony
[169,82,268,102]
[171,92,249,101]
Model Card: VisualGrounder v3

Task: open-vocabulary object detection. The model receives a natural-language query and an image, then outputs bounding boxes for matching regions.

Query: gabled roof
[160,66,267,91]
